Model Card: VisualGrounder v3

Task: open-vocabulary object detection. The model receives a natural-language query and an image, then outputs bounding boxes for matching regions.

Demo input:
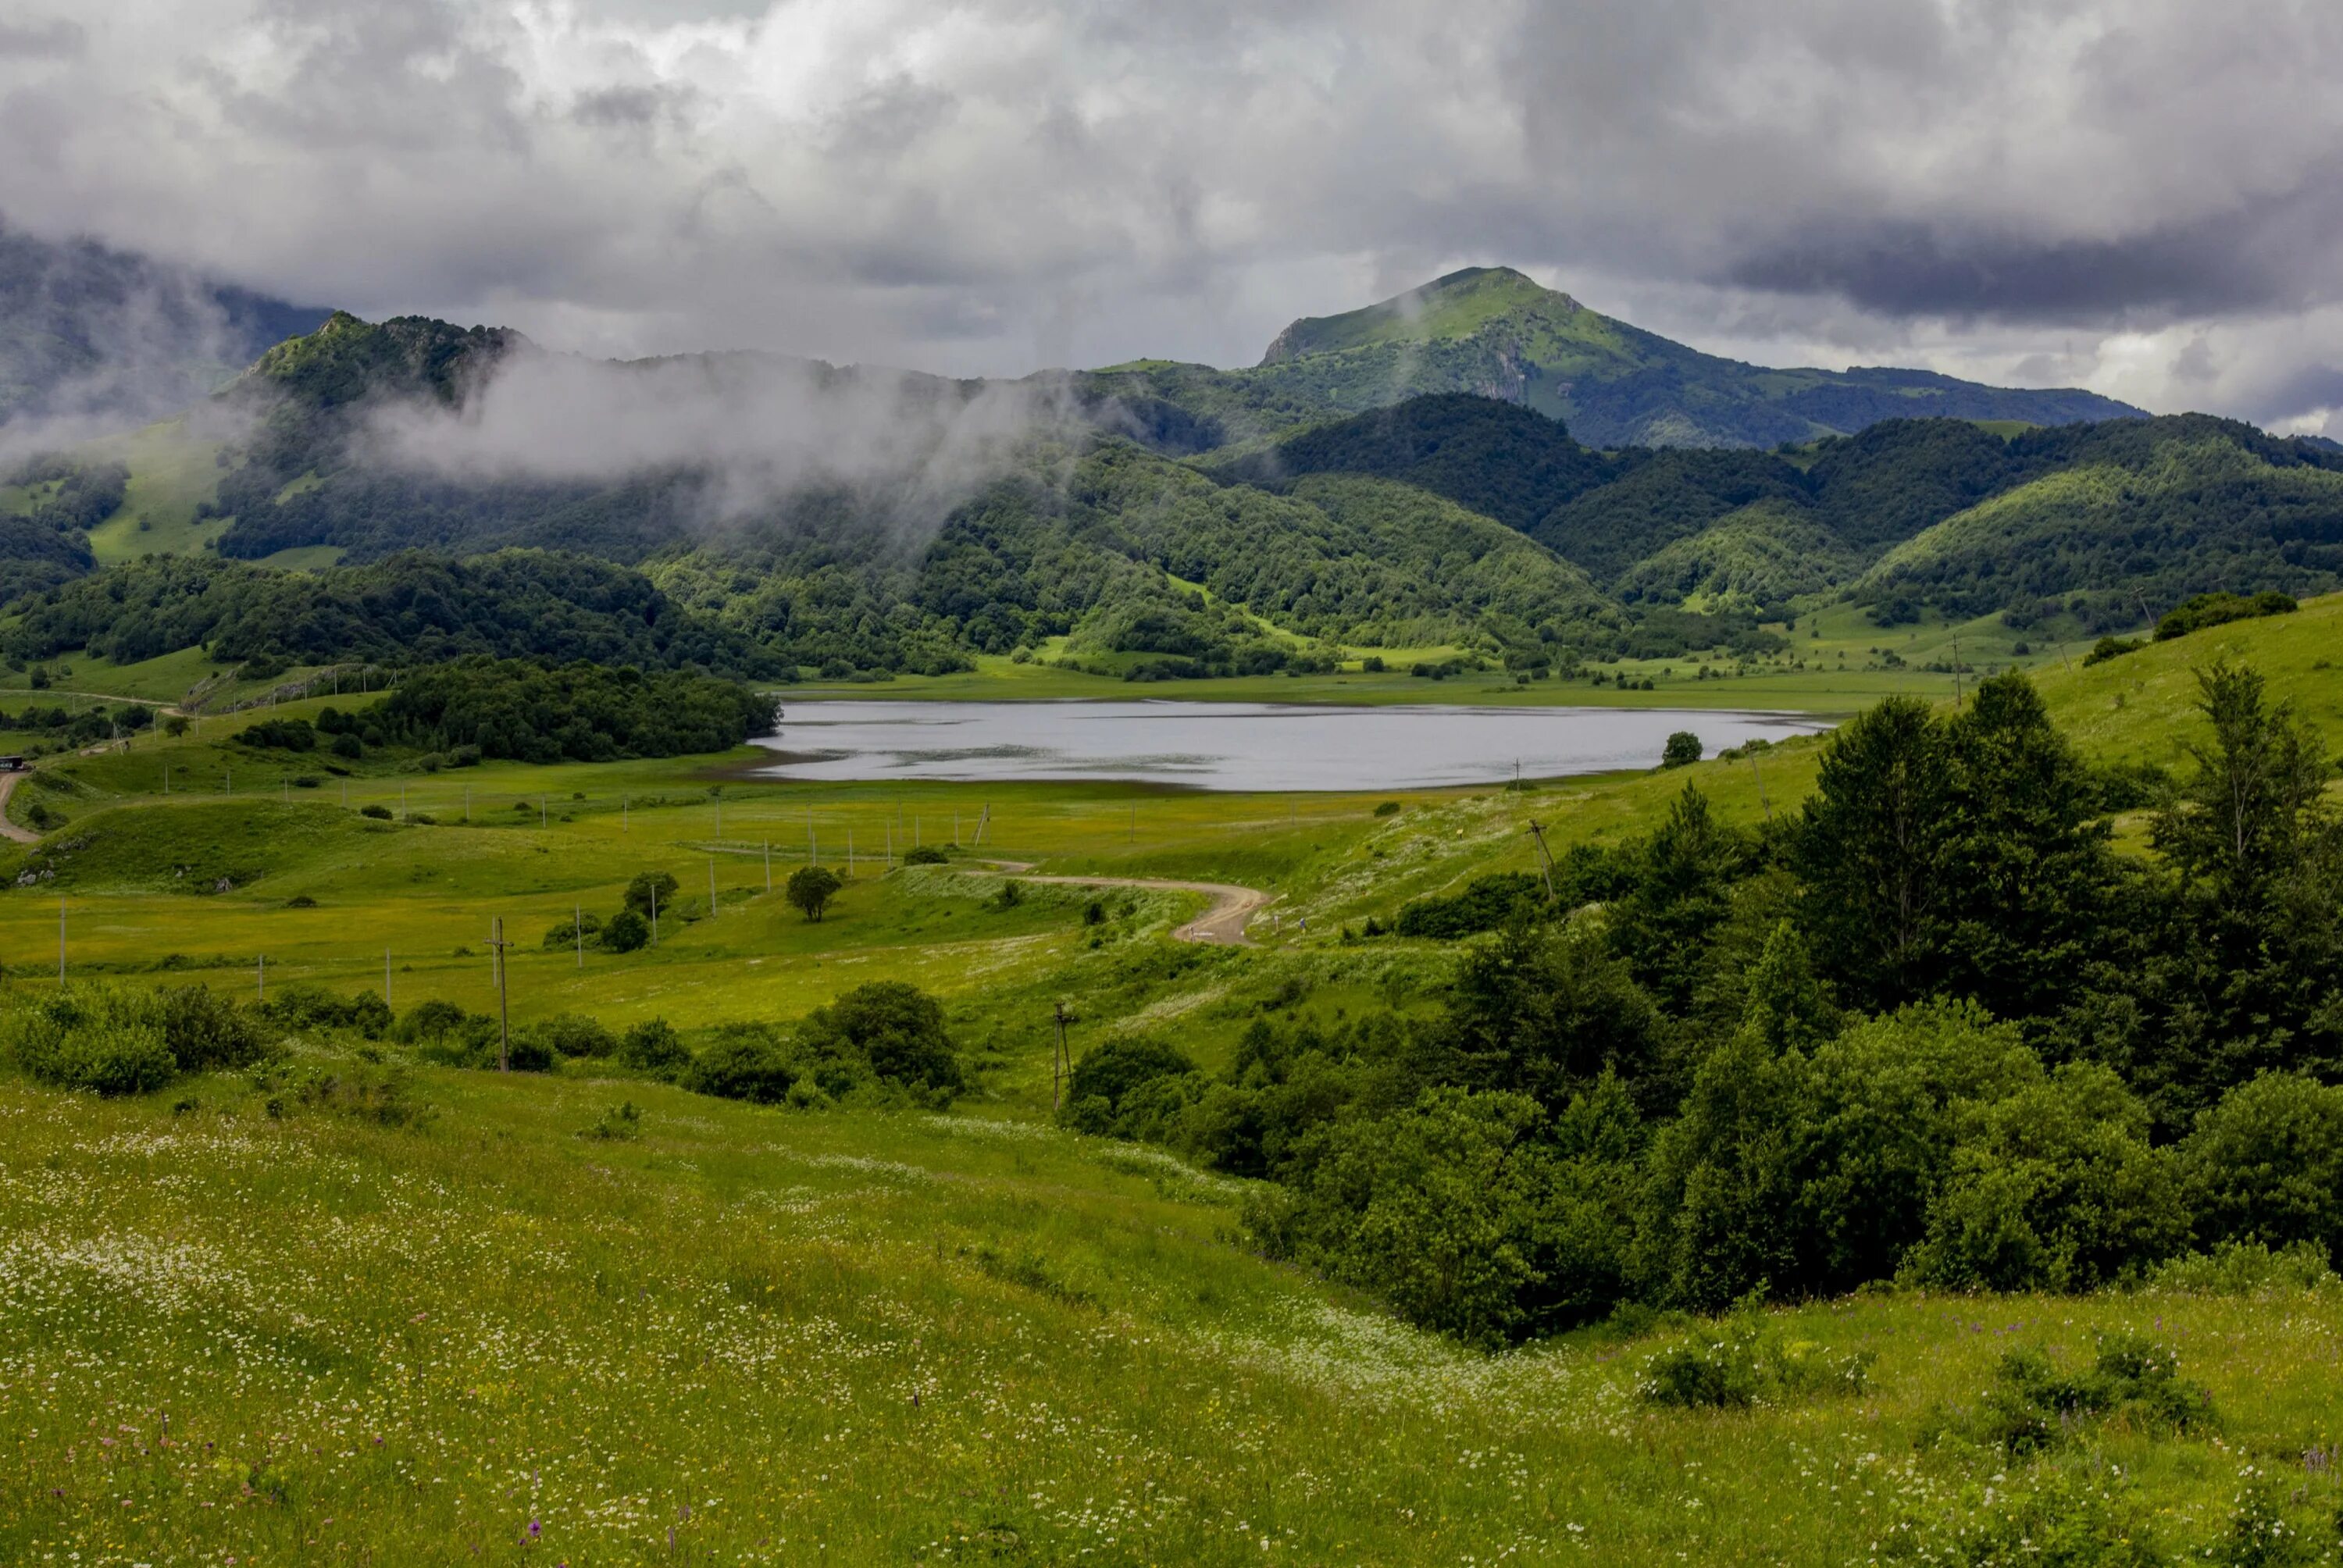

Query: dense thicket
[1071,665,2343,1344]
[349,657,776,763]
[2,550,775,673]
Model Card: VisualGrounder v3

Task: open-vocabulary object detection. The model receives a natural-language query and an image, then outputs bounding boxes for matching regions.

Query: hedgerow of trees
[1065,663,2343,1344]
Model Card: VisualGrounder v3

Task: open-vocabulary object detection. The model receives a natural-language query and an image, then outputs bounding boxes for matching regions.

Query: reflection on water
[748,700,1831,792]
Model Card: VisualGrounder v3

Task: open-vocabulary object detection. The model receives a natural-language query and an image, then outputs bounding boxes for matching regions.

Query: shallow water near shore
[748,700,1831,791]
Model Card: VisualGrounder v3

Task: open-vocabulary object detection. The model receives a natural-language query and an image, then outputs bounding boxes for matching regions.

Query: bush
[527,1012,616,1058]
[359,803,391,820]
[259,984,392,1039]
[159,985,268,1070]
[901,844,949,866]
[1660,731,1703,769]
[2147,1239,2338,1295]
[1393,871,1546,939]
[598,908,649,953]
[330,732,362,759]
[1061,1035,1200,1137]
[4,987,177,1095]
[234,717,316,750]
[797,981,963,1097]
[1637,1310,1874,1409]
[393,998,470,1044]
[2155,590,2297,642]
[622,870,679,919]
[2082,636,2145,666]
[618,1017,688,1076]
[684,1025,797,1103]
[1931,1334,2213,1456]
[2181,1073,2343,1266]
[543,911,604,949]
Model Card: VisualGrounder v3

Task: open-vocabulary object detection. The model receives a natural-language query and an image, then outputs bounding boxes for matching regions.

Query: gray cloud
[3,0,2342,428]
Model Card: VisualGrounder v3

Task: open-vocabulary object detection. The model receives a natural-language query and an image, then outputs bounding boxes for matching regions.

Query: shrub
[900,843,949,866]
[1393,871,1546,939]
[1062,1035,1200,1136]
[2082,636,2145,667]
[2155,590,2297,642]
[543,911,604,949]
[4,987,177,1095]
[393,998,470,1044]
[2147,1239,2338,1295]
[1930,1334,2213,1456]
[797,981,963,1096]
[622,870,678,919]
[359,803,391,820]
[598,908,649,953]
[527,1012,616,1058]
[259,984,391,1039]
[1372,800,1401,816]
[159,985,267,1070]
[1660,731,1703,769]
[684,1025,797,1103]
[330,732,362,759]
[2181,1073,2343,1266]
[1637,1310,1874,1409]
[234,717,316,751]
[618,1017,688,1076]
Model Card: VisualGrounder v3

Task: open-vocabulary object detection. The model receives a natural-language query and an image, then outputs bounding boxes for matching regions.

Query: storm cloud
[5,0,2342,433]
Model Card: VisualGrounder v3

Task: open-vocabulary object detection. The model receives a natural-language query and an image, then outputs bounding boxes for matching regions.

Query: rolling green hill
[1219,265,2142,447]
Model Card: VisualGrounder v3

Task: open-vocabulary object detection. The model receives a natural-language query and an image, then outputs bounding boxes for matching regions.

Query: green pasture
[2,1066,2334,1567]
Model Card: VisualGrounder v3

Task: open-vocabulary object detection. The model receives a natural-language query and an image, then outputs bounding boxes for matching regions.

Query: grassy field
[4,1065,2335,1567]
[2,595,2339,1563]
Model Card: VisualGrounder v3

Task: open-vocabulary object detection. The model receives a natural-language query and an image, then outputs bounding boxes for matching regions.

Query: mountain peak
[1257,266,1578,366]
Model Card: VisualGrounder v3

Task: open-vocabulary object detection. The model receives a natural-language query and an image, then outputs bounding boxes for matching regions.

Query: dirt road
[0,772,41,844]
[975,862,1275,946]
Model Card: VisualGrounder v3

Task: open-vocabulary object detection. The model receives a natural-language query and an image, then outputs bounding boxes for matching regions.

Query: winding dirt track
[977,862,1274,946]
[0,773,39,845]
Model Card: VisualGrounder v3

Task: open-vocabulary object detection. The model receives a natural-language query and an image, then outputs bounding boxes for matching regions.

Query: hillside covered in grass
[2,593,2341,1564]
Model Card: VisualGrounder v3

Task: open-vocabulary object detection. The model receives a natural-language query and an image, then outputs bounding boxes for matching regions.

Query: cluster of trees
[0,454,115,599]
[1068,665,2343,1343]
[357,657,775,764]
[4,550,779,674]
[0,701,152,748]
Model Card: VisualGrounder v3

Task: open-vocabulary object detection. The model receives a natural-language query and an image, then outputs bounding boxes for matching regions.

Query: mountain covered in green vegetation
[1099,265,2143,448]
[6,278,2337,679]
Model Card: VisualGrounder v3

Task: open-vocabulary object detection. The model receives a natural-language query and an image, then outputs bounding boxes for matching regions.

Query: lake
[747,700,1831,792]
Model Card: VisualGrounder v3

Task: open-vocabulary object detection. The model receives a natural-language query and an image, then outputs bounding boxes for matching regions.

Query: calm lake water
[747,700,1831,792]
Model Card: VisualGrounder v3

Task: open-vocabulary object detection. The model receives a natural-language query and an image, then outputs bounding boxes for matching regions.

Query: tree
[597,907,648,953]
[1445,908,1665,1114]
[1660,731,1702,769]
[1794,696,1949,1010]
[786,864,843,922]
[1935,673,2116,1021]
[622,870,679,921]
[797,980,962,1093]
[2153,660,2331,907]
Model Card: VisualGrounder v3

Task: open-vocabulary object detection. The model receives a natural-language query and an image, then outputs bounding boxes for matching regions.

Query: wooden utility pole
[1751,754,1772,821]
[257,953,265,1002]
[1052,1003,1071,1112]
[1525,821,1557,900]
[708,857,718,918]
[487,918,512,1071]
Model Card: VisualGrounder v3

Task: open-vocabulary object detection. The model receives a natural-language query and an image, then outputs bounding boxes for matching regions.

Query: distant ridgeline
[5,275,2340,677]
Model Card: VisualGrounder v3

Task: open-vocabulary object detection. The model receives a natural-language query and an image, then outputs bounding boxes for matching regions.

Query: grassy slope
[5,1069,2336,1568]
[3,597,2341,1563]
[80,416,231,564]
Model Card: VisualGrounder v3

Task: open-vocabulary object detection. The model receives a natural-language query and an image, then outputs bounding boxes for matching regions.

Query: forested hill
[1086,265,2144,449]
[1230,396,2343,631]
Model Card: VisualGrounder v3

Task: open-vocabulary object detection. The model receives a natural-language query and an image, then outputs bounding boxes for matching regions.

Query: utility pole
[1751,754,1771,821]
[540,796,547,829]
[763,839,772,892]
[574,905,583,969]
[1052,1003,1071,1113]
[622,794,629,832]
[1952,638,1963,707]
[257,953,265,1002]
[385,948,392,1007]
[886,821,894,868]
[1525,820,1557,900]
[708,857,717,918]
[487,918,512,1071]
[714,795,721,842]
[847,829,854,877]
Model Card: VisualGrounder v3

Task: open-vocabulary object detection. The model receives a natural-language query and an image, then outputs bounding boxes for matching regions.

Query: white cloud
[2,0,2341,424]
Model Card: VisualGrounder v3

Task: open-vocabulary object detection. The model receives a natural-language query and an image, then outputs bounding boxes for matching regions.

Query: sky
[5,0,2342,435]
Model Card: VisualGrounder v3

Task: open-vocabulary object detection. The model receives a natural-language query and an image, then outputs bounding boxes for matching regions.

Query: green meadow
[0,595,2338,1563]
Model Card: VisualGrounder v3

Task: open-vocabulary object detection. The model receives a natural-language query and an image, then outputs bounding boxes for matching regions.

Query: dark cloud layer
[3,0,2341,433]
